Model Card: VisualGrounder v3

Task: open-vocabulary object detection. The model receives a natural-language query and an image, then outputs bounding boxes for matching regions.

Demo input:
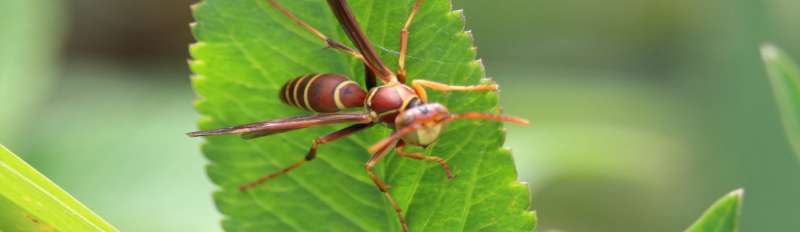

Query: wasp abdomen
[279,73,366,113]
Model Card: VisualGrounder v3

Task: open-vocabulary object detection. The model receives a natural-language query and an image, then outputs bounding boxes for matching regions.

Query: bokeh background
[2,0,799,231]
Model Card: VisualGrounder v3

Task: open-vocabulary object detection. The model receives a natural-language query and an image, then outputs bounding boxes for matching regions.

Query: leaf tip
[527,210,538,225]
[729,188,744,199]
[462,30,475,41]
[760,43,781,62]
[193,97,212,115]
[684,188,745,232]
[189,42,207,54]
[471,59,486,72]
[188,58,207,74]
[188,58,204,68]
[449,9,465,21]
[190,1,204,12]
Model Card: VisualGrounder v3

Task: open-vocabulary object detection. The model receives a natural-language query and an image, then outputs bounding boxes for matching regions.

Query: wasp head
[395,103,450,146]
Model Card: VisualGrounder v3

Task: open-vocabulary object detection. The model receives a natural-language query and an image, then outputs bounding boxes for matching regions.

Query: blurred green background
[1,0,798,231]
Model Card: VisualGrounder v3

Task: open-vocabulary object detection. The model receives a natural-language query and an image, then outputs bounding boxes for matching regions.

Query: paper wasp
[188,0,528,231]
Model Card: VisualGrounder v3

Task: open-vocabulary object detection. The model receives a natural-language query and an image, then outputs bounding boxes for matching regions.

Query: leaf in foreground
[685,189,743,232]
[0,145,117,231]
[190,0,534,231]
[761,44,800,159]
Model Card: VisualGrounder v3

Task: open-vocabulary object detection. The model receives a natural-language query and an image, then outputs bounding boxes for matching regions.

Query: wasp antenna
[446,113,529,126]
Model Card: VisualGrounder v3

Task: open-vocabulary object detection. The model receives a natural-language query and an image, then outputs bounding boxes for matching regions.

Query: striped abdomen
[279,73,367,113]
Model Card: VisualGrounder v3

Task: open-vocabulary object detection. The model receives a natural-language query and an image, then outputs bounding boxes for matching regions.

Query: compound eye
[418,105,430,114]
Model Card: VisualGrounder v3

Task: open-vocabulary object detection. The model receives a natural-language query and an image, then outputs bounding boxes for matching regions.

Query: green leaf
[189,0,535,231]
[762,44,800,159]
[0,145,117,231]
[685,189,743,232]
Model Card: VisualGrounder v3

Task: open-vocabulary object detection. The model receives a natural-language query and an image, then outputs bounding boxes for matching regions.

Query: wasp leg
[239,123,373,192]
[266,0,365,61]
[397,0,423,83]
[395,141,453,180]
[411,79,498,102]
[365,140,409,232]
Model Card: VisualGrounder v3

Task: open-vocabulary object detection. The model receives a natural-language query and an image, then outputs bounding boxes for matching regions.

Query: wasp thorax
[395,103,450,146]
[366,83,420,124]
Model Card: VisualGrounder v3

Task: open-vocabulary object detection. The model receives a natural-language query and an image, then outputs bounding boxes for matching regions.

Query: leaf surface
[190,0,534,231]
[762,44,800,158]
[685,189,743,232]
[0,145,117,231]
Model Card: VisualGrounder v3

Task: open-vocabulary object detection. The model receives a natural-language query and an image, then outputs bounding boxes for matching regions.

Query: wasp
[188,0,528,231]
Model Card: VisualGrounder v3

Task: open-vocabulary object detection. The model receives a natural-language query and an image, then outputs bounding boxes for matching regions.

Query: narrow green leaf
[762,44,800,158]
[685,189,743,232]
[0,145,117,231]
[190,0,535,231]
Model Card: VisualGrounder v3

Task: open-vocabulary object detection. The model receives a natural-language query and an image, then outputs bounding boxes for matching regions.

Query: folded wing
[187,112,373,139]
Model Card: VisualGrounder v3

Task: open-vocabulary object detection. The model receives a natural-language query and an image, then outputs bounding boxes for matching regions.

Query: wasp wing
[187,112,373,139]
[327,0,394,83]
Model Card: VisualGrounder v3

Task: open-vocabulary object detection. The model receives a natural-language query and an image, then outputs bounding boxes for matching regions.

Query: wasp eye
[419,106,430,114]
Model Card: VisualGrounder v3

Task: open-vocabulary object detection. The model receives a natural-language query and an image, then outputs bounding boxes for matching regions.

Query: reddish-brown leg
[266,0,365,61]
[239,123,373,192]
[411,79,498,102]
[397,0,423,83]
[365,140,409,232]
[395,141,453,180]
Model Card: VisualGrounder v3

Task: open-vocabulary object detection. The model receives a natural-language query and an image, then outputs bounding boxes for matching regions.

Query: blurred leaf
[190,0,534,231]
[0,0,61,143]
[22,66,220,231]
[0,145,117,231]
[762,44,800,158]
[685,189,743,232]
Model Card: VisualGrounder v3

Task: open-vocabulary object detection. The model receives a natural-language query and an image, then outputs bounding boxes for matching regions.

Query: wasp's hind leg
[266,0,365,61]
[239,123,373,192]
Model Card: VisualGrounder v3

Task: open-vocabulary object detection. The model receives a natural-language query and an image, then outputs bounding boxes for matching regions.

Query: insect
[188,0,528,231]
